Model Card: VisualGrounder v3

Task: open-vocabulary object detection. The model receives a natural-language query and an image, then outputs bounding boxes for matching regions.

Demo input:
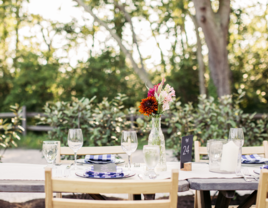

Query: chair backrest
[45,167,179,208]
[194,140,268,162]
[56,141,127,164]
[256,169,268,208]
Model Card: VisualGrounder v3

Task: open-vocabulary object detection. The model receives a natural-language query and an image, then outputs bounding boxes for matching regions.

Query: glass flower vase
[148,116,167,172]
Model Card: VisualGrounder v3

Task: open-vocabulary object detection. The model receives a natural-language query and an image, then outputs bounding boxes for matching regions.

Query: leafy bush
[0,104,24,161]
[37,94,132,147]
[164,90,268,159]
[38,91,268,161]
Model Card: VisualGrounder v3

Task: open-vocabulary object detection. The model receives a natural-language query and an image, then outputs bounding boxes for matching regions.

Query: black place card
[180,135,193,169]
[93,163,116,172]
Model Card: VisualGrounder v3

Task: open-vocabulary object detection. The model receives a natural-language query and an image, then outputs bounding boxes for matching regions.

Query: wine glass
[143,145,160,179]
[121,131,138,173]
[42,141,58,167]
[68,129,83,170]
[229,128,244,146]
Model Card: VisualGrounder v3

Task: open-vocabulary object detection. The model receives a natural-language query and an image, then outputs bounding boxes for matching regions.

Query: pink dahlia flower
[147,84,159,97]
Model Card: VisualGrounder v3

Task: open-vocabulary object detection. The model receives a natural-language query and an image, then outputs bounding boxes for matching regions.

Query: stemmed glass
[42,141,58,168]
[121,131,138,173]
[68,129,83,170]
[143,145,160,179]
[229,128,244,146]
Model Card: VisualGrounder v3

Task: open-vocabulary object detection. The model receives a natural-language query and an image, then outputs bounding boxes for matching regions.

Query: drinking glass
[229,128,244,146]
[42,141,58,167]
[68,129,83,170]
[121,131,138,173]
[207,139,225,159]
[143,145,160,179]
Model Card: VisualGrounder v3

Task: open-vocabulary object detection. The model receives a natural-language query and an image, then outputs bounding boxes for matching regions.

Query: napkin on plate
[84,166,124,178]
[84,154,115,164]
[241,154,267,164]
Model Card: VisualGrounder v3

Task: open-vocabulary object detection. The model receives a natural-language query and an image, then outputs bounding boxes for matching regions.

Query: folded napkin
[261,165,268,169]
[84,166,124,178]
[241,154,267,164]
[84,154,115,164]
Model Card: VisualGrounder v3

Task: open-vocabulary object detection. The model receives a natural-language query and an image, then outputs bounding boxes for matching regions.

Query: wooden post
[22,106,27,136]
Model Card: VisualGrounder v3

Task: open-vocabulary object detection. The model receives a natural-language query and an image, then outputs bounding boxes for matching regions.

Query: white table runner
[0,162,260,181]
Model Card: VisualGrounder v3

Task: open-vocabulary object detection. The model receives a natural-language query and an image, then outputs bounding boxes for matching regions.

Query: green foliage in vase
[37,94,133,147]
[0,104,24,161]
[164,90,268,159]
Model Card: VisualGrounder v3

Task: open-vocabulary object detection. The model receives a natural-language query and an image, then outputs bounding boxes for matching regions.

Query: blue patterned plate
[75,170,135,179]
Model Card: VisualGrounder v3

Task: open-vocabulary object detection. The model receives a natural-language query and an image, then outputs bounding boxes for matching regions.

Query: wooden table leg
[215,191,235,208]
[199,191,212,208]
[237,190,257,208]
[143,194,155,200]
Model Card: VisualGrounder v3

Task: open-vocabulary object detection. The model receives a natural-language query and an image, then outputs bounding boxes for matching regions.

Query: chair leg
[56,193,62,198]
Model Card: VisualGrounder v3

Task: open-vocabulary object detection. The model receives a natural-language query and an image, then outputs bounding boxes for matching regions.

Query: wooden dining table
[0,162,261,208]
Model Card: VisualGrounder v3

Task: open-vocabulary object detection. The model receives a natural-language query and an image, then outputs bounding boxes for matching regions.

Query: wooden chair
[194,140,268,208]
[256,169,268,208]
[55,141,127,164]
[45,167,179,208]
[55,142,131,199]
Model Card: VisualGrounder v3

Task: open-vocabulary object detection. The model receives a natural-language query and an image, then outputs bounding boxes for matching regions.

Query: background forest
[0,0,267,114]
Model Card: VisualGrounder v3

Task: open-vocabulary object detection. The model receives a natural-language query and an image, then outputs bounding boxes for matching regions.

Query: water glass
[207,139,225,159]
[121,131,138,173]
[209,140,227,173]
[143,145,160,179]
[229,128,244,146]
[68,129,83,170]
[42,141,58,167]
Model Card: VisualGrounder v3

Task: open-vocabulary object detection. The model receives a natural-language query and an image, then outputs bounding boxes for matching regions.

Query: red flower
[139,96,158,116]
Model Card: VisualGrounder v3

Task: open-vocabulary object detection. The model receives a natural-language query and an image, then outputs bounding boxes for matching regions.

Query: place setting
[75,130,138,179]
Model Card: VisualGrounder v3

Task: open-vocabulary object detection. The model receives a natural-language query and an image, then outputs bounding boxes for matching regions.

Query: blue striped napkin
[84,154,115,164]
[84,166,124,178]
[241,154,267,164]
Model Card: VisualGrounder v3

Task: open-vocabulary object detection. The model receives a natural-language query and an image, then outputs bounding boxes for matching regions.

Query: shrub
[164,90,268,159]
[37,93,132,147]
[0,104,24,161]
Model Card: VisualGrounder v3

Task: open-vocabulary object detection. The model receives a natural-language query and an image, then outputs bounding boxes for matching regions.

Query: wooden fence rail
[0,106,266,136]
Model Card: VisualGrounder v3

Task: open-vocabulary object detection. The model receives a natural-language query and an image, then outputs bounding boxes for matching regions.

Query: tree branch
[189,13,206,95]
[218,0,230,27]
[114,1,146,74]
[74,0,152,87]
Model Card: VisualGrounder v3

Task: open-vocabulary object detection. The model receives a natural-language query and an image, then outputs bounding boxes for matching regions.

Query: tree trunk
[192,0,231,97]
[189,14,206,95]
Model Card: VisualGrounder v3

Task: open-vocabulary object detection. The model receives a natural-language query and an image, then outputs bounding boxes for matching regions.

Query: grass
[15,132,149,150]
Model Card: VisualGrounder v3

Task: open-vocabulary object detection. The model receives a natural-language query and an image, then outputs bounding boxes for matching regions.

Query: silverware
[138,174,144,180]
[66,163,74,169]
[243,168,259,181]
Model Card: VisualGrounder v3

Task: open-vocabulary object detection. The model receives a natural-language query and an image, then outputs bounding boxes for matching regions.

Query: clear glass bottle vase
[148,117,167,172]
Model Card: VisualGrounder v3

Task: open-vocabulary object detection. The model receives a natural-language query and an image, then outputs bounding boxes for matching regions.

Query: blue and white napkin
[241,154,267,164]
[84,166,124,178]
[84,154,115,164]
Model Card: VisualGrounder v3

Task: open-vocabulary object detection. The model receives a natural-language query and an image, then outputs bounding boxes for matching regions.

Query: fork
[242,168,259,181]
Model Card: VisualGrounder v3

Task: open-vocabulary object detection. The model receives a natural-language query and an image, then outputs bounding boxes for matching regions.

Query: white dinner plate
[75,170,135,179]
[76,158,125,165]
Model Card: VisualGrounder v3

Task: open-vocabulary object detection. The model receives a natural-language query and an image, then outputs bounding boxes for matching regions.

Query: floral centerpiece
[139,78,175,172]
